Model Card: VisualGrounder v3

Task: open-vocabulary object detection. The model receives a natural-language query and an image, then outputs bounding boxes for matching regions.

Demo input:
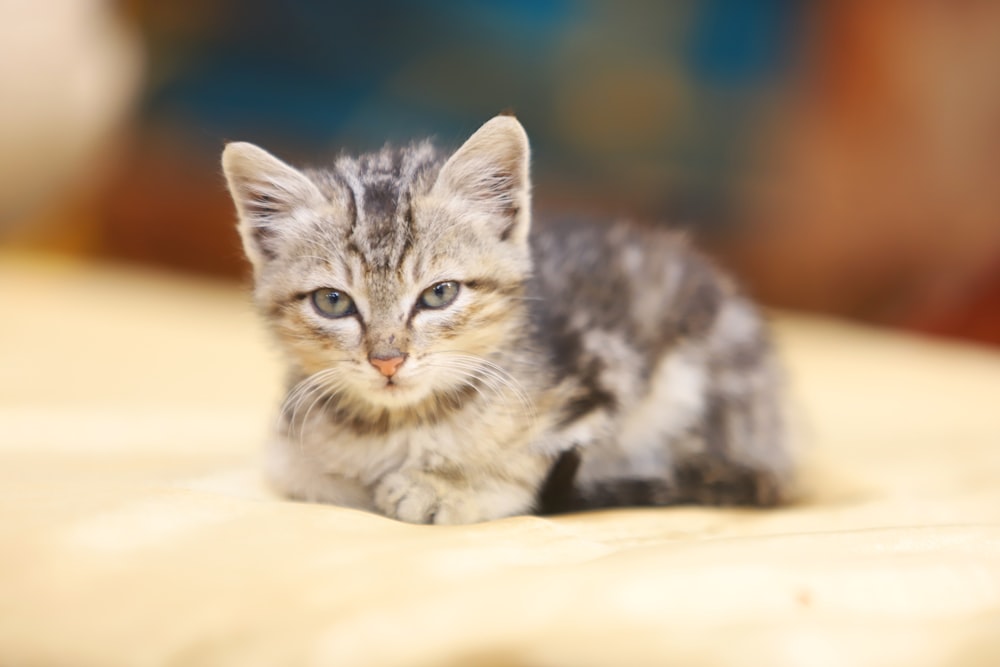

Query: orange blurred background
[4,0,1000,346]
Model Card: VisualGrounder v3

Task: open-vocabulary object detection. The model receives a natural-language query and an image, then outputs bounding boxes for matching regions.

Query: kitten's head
[222,116,532,411]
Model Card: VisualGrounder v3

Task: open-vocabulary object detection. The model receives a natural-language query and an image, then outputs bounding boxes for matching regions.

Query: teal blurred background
[138,1,800,228]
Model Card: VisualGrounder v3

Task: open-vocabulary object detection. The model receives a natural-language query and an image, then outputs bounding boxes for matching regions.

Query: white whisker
[279,363,352,442]
[421,351,537,423]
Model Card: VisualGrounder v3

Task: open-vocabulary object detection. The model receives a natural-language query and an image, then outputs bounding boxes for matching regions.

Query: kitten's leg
[373,451,551,525]
[264,437,373,510]
[660,294,794,507]
[672,368,793,507]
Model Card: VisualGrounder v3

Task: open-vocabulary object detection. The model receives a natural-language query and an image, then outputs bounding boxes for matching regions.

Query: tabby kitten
[222,115,793,524]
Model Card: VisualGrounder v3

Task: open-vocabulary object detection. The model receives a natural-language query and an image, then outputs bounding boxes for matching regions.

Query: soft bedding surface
[1,253,998,667]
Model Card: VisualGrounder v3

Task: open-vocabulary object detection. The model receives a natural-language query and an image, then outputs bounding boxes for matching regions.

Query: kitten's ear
[433,115,531,245]
[221,142,324,268]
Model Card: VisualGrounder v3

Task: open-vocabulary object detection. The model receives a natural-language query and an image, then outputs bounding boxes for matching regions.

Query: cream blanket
[1,253,998,666]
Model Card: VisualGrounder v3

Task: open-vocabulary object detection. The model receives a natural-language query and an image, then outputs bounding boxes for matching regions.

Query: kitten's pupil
[311,288,356,318]
[419,281,460,309]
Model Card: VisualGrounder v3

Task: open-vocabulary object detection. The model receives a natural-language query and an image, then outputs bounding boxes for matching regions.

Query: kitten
[222,115,793,524]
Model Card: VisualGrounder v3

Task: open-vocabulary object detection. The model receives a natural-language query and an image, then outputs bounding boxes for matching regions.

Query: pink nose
[369,354,406,378]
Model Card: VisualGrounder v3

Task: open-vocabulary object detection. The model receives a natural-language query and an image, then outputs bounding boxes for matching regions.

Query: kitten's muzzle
[368,351,407,378]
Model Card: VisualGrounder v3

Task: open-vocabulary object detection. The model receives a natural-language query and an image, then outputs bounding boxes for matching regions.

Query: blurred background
[3,0,1000,346]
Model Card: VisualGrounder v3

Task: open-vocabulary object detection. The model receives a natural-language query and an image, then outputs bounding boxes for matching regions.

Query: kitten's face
[223,116,532,411]
[263,195,528,409]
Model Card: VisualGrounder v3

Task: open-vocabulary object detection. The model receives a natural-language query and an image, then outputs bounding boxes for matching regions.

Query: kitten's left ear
[222,141,325,269]
[433,115,531,245]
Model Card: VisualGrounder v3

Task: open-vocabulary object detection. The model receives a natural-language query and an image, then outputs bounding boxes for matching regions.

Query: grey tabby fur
[222,115,793,524]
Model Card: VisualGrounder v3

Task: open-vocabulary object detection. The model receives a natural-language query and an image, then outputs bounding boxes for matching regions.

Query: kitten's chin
[356,378,435,410]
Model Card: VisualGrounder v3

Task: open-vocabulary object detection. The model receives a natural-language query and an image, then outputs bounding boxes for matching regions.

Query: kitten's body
[223,116,792,524]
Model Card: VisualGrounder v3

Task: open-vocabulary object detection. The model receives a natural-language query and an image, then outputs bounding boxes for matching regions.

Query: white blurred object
[0,0,142,227]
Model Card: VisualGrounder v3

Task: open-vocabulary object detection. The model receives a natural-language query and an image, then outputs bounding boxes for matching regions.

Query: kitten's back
[528,217,790,510]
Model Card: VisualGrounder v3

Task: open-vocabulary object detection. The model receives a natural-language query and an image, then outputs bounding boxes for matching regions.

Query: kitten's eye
[310,288,356,318]
[419,281,460,309]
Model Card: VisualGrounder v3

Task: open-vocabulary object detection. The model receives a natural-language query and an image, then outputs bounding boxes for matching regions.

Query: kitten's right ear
[221,142,324,268]
[432,115,531,246]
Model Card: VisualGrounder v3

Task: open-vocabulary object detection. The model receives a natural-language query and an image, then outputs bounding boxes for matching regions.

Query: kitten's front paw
[374,471,484,525]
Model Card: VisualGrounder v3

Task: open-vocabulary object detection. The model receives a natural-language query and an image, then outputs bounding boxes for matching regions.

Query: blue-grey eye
[310,288,356,318]
[419,281,460,309]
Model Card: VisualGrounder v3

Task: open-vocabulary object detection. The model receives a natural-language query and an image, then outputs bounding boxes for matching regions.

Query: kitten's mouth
[363,372,434,406]
[371,375,438,407]
[366,376,428,408]
[380,376,412,393]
